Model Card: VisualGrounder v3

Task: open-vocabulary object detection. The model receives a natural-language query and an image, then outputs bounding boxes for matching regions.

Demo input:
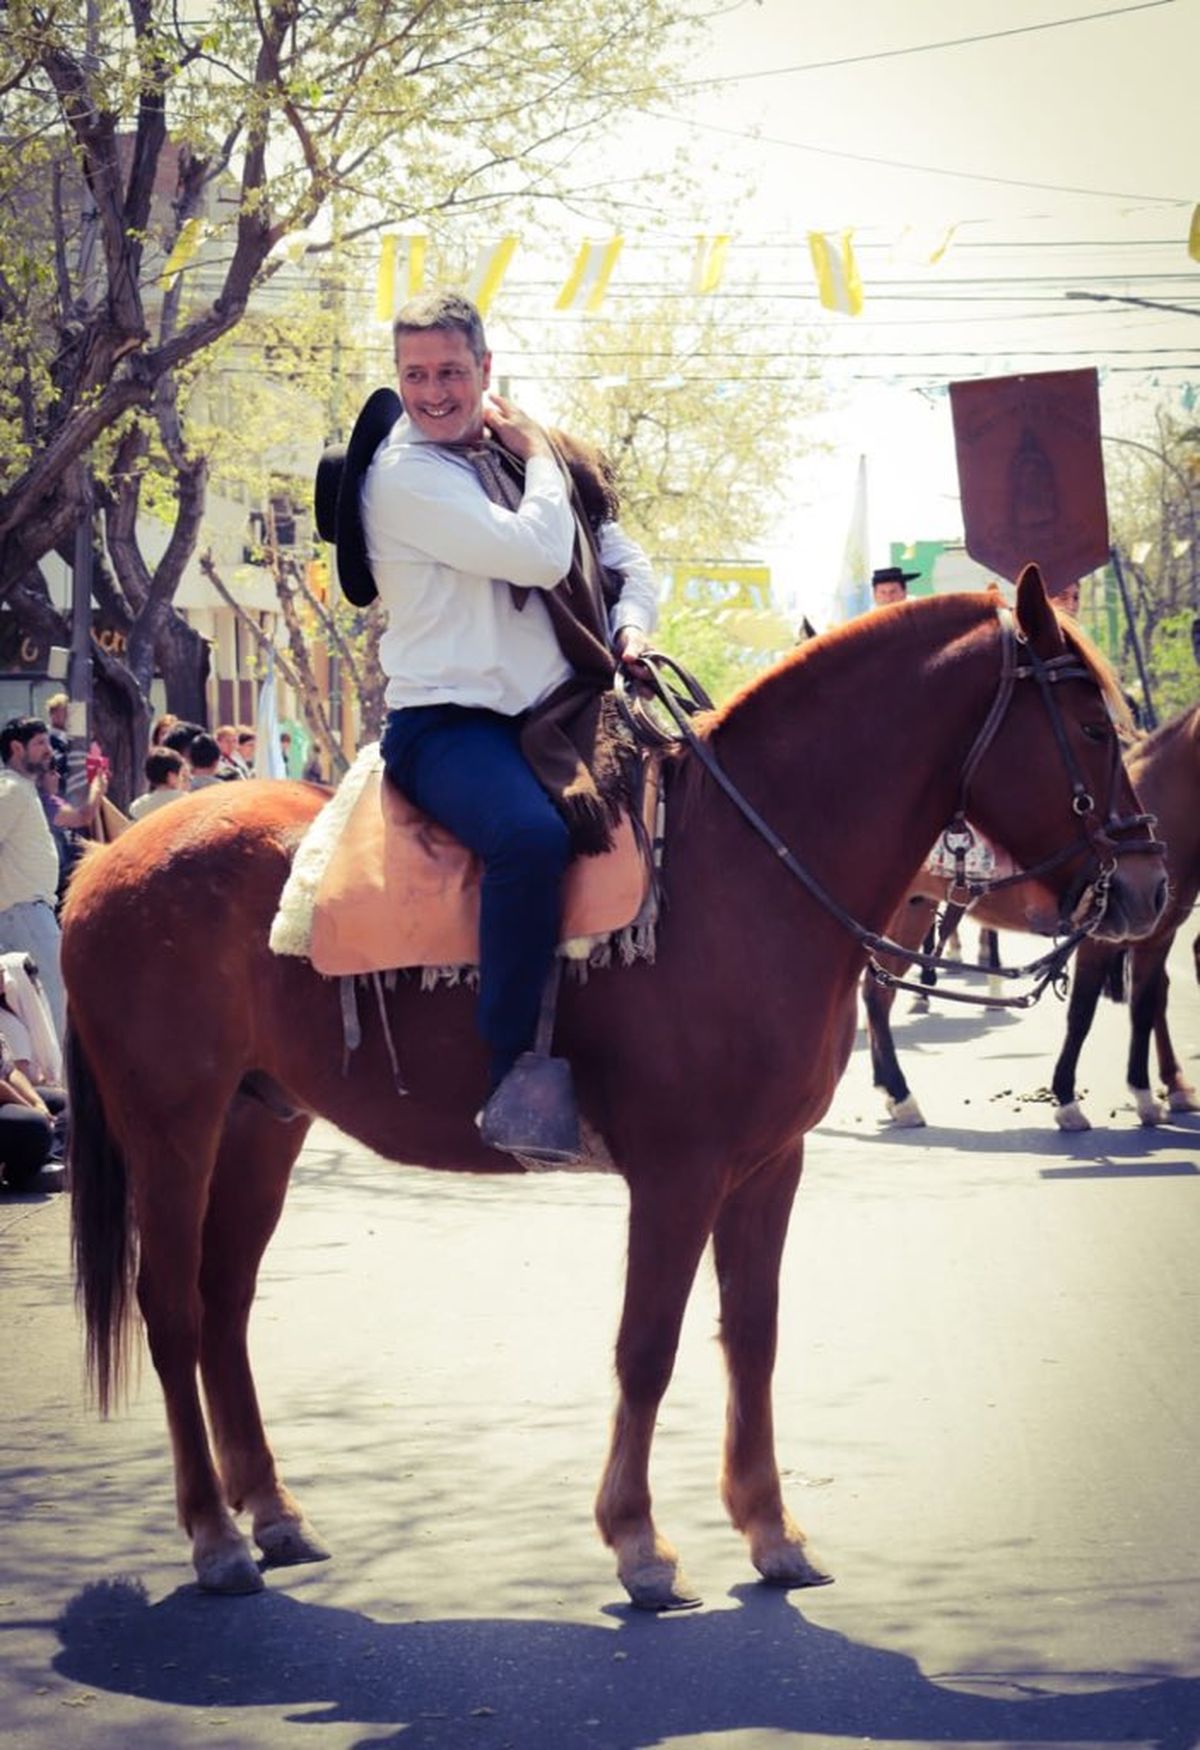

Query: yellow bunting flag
[555,238,623,314]
[464,236,518,316]
[807,229,864,317]
[376,234,427,323]
[1189,205,1200,264]
[160,217,205,291]
[689,233,730,295]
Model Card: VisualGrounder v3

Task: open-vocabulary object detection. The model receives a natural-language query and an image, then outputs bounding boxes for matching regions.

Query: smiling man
[352,290,656,1157]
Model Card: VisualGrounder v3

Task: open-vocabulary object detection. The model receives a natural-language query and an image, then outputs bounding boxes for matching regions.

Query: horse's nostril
[1154,875,1168,917]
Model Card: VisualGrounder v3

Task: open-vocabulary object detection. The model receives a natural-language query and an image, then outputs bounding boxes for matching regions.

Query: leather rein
[616,606,1162,1012]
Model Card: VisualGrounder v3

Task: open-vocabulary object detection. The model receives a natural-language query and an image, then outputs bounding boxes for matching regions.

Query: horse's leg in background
[129,1091,266,1592]
[910,916,938,1012]
[1051,943,1115,1131]
[1125,946,1192,1122]
[980,926,1003,996]
[594,1169,721,1609]
[865,894,935,1126]
[198,1089,327,1568]
[1149,964,1200,1113]
[714,1142,830,1588]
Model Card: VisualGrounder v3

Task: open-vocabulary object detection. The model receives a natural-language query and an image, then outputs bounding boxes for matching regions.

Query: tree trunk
[155,609,211,723]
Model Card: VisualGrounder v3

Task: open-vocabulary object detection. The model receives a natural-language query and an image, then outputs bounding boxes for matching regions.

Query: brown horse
[63,569,1166,1611]
[1051,702,1200,1130]
[864,703,1200,1130]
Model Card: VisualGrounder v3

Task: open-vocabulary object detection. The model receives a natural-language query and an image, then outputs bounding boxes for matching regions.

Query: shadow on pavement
[54,1576,1200,1749]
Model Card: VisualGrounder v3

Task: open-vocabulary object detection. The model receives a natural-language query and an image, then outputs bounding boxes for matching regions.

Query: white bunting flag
[464,236,518,316]
[807,229,864,317]
[689,233,730,295]
[555,238,623,314]
[376,234,427,323]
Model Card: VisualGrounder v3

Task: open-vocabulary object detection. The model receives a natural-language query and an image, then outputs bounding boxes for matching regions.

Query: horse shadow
[54,1577,1200,1748]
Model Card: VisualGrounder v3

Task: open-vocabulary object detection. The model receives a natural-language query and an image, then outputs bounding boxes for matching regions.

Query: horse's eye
[1081,723,1110,744]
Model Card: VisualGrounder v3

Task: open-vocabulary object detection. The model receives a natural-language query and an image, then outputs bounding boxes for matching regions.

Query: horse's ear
[1014,562,1064,656]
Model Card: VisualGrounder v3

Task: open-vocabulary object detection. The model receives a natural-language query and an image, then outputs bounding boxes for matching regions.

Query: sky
[538,0,1200,622]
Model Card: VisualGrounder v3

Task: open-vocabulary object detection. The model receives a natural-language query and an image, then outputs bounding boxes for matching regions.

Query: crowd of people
[0,707,315,1194]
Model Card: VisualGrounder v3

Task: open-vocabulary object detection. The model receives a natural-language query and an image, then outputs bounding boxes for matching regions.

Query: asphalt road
[2,930,1198,1750]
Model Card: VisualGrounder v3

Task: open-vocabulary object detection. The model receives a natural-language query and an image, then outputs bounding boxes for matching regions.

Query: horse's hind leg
[713,1143,831,1589]
[595,1174,719,1610]
[129,1106,265,1593]
[198,1091,327,1570]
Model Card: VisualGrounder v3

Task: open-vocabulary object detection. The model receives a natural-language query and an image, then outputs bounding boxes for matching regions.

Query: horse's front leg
[595,1175,718,1611]
[199,1095,329,1571]
[714,1141,831,1589]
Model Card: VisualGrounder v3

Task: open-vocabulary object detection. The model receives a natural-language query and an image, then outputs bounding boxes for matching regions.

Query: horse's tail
[67,1019,138,1414]
[1104,949,1130,1005]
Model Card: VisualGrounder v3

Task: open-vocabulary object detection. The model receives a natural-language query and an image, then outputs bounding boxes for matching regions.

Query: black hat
[871,565,921,589]
[313,387,402,607]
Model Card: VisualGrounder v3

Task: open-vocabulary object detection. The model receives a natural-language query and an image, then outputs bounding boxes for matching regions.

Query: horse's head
[965,564,1167,944]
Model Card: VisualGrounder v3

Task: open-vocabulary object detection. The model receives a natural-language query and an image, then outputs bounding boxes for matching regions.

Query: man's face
[12,731,52,775]
[216,730,236,756]
[1057,582,1081,617]
[395,328,490,446]
[872,580,906,607]
[48,705,67,730]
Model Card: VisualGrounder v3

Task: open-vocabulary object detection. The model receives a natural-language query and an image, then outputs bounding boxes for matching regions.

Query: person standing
[869,565,920,607]
[319,290,656,1155]
[0,719,74,1039]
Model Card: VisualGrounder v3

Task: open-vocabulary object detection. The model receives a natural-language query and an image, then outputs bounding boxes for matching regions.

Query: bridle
[617,604,1163,1011]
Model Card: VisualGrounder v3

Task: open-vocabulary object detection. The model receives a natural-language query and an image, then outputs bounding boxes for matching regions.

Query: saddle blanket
[924,829,1017,884]
[270,744,656,979]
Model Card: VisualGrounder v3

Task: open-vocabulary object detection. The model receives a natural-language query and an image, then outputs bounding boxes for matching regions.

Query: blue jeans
[381,705,570,1088]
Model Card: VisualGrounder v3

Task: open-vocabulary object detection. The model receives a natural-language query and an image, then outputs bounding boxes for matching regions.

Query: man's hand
[483,392,552,462]
[614,627,652,679]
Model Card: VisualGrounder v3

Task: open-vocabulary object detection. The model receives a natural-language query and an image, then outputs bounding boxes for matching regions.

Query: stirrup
[478,1053,582,1163]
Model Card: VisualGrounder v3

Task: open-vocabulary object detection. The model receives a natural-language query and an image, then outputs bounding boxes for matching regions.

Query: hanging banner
[949,367,1109,595]
[555,238,623,314]
[376,234,427,322]
[808,230,863,316]
[464,236,518,315]
[689,234,730,295]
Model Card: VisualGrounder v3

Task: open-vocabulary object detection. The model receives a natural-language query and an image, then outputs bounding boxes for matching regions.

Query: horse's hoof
[1054,1101,1090,1132]
[621,1558,702,1612]
[1133,1088,1165,1126]
[195,1540,265,1595]
[887,1094,925,1128]
[1168,1085,1199,1113]
[755,1542,834,1590]
[256,1515,332,1568]
[909,993,930,1014]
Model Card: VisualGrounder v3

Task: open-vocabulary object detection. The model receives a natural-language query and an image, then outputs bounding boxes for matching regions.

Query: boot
[478,1053,582,1163]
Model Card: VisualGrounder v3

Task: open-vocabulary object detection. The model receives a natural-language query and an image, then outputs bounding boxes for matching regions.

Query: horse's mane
[705,592,993,733]
[1055,614,1136,735]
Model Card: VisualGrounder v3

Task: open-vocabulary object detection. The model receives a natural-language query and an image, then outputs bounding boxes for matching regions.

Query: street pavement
[2,930,1198,1750]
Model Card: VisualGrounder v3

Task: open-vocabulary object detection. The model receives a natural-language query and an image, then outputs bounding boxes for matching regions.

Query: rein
[616,609,1158,1012]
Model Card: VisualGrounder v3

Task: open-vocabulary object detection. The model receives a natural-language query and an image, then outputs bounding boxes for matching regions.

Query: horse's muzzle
[1075,855,1168,944]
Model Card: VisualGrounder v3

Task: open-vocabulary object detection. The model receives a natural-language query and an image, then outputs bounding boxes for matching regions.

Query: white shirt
[362,417,657,715]
[129,787,183,821]
[0,769,60,911]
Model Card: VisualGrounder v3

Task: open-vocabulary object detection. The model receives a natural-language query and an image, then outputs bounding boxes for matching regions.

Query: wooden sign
[949,368,1109,595]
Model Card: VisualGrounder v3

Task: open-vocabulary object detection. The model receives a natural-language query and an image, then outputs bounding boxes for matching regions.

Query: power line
[671,1,1177,89]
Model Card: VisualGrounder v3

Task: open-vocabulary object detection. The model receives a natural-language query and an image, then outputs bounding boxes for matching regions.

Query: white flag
[254,652,288,779]
[832,454,872,622]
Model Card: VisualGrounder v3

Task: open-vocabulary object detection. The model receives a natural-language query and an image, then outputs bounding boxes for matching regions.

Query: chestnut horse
[864,702,1199,1131]
[64,570,1166,1611]
[1052,702,1200,1130]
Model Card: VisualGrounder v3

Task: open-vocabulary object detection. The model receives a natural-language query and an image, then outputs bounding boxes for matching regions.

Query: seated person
[0,1026,58,1191]
[330,289,656,1155]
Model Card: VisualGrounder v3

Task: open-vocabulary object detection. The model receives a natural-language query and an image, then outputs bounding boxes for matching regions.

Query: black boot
[478,1053,582,1163]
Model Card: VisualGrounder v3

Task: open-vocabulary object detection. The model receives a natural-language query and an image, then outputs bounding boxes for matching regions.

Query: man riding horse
[315,291,657,1159]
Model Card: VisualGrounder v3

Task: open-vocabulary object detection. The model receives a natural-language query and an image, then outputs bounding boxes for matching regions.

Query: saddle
[270,745,660,979]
